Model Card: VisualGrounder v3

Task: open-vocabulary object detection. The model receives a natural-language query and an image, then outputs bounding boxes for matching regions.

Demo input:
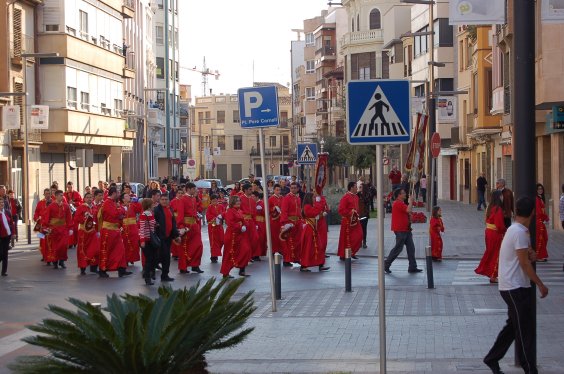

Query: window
[351,18,354,32]
[217,110,225,124]
[359,67,370,80]
[433,18,453,47]
[175,61,179,81]
[357,14,360,31]
[155,25,163,45]
[269,136,276,147]
[306,87,315,101]
[233,135,243,150]
[486,68,493,111]
[305,32,314,46]
[369,9,381,29]
[414,26,428,56]
[101,103,110,115]
[156,57,164,79]
[280,111,288,127]
[80,92,90,111]
[156,0,163,8]
[351,52,375,80]
[67,87,77,109]
[169,59,173,79]
[233,110,240,123]
[45,24,59,31]
[114,99,123,117]
[79,10,88,38]
[306,60,315,74]
[217,135,226,150]
[168,26,173,47]
[473,73,479,114]
[282,135,289,148]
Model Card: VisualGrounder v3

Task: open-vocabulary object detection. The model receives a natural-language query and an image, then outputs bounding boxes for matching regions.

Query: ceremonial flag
[314,153,328,195]
[405,113,428,172]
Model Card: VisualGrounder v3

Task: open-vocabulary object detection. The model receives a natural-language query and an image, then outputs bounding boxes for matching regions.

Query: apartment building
[192,84,292,183]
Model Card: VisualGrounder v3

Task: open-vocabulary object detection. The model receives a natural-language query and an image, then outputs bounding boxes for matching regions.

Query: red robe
[206,203,225,257]
[475,206,506,279]
[170,197,185,258]
[239,193,259,257]
[280,192,302,262]
[179,194,203,269]
[44,202,72,262]
[220,207,251,275]
[73,204,98,268]
[429,216,444,259]
[88,202,103,265]
[300,201,325,267]
[337,192,363,257]
[268,194,283,254]
[98,199,126,271]
[64,190,83,246]
[317,195,329,254]
[255,200,267,256]
[535,196,549,260]
[34,198,51,260]
[121,202,142,263]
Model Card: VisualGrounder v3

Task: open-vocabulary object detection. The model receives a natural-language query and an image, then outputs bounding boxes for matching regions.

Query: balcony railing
[340,29,384,48]
[316,46,336,57]
[10,128,42,143]
[250,146,291,157]
[10,34,34,60]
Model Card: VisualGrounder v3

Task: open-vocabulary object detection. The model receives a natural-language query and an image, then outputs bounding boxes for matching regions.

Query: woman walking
[475,190,506,283]
[139,198,157,285]
[220,196,252,278]
[299,192,330,272]
[536,183,549,261]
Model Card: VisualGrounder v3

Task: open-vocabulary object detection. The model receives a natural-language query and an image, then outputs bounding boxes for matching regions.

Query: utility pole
[164,0,171,176]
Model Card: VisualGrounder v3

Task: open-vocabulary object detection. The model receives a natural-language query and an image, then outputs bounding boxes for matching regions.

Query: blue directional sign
[297,143,317,165]
[346,79,412,145]
[237,86,279,128]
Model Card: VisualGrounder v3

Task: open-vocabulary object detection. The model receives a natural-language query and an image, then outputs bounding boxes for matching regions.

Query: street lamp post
[143,88,166,183]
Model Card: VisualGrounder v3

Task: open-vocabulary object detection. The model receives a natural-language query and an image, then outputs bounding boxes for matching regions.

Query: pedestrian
[153,193,181,283]
[44,190,73,270]
[266,179,275,196]
[279,179,290,196]
[239,184,259,262]
[200,188,210,225]
[356,175,365,190]
[280,182,302,266]
[220,195,251,278]
[179,182,204,274]
[0,199,13,276]
[73,192,98,275]
[420,174,427,204]
[170,187,185,261]
[477,172,488,210]
[535,183,549,261]
[268,184,283,255]
[206,194,225,263]
[230,182,241,196]
[357,184,370,249]
[483,196,548,374]
[299,192,330,272]
[7,190,21,247]
[496,178,514,228]
[368,180,377,212]
[337,182,363,260]
[34,188,52,264]
[388,166,402,191]
[120,192,142,265]
[384,188,422,274]
[253,191,267,257]
[475,190,506,283]
[139,198,157,285]
[88,189,104,273]
[429,206,444,261]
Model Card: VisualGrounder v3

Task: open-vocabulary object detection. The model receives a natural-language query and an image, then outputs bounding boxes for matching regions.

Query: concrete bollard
[425,245,435,289]
[345,248,352,292]
[274,253,282,300]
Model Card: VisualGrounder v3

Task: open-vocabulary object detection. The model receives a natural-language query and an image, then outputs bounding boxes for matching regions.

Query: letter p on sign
[243,91,263,117]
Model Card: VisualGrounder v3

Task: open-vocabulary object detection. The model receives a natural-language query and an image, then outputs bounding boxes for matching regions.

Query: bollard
[425,245,435,289]
[345,248,352,292]
[274,253,282,300]
[27,219,32,245]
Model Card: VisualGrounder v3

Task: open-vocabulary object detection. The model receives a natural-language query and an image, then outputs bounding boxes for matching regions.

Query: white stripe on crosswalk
[0,329,31,357]
[453,260,564,286]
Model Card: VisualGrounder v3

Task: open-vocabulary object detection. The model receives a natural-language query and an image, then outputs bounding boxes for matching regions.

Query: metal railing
[10,128,41,142]
[10,34,34,58]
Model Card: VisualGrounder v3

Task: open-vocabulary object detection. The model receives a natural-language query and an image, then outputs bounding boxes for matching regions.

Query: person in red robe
[120,193,142,264]
[535,183,549,261]
[429,206,444,261]
[97,187,131,278]
[337,182,363,259]
[179,182,204,274]
[230,182,242,196]
[317,193,330,256]
[280,182,302,266]
[33,188,52,264]
[253,192,267,257]
[170,188,185,260]
[220,195,251,278]
[300,192,330,272]
[88,189,104,272]
[43,190,72,269]
[73,192,98,274]
[268,184,283,254]
[206,194,225,263]
[64,181,83,248]
[239,184,259,261]
[475,190,506,283]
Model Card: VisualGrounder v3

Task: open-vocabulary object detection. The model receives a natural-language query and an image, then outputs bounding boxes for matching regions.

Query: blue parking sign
[237,86,279,128]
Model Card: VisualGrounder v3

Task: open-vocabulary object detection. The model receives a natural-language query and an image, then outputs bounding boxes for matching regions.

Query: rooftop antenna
[183,56,220,96]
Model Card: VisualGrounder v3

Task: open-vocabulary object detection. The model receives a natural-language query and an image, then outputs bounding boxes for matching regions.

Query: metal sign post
[238,85,279,312]
[376,144,386,374]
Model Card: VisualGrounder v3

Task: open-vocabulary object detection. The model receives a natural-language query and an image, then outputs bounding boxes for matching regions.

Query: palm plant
[10,278,255,374]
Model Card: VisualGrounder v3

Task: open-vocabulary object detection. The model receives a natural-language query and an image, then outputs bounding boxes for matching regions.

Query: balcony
[122,0,135,18]
[122,52,135,79]
[147,108,164,128]
[10,34,34,65]
[10,128,42,144]
[340,29,384,50]
[491,86,504,115]
[316,46,336,62]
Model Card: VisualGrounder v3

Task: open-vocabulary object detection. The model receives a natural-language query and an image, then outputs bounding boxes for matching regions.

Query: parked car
[194,179,224,191]
[116,182,145,198]
[225,177,263,193]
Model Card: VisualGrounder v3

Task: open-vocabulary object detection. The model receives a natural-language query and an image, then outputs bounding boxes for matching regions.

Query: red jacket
[0,212,13,238]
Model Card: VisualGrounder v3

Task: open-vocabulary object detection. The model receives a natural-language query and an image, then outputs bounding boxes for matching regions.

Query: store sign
[1,105,20,130]
[448,0,506,25]
[542,0,564,23]
[437,97,456,123]
[30,105,49,129]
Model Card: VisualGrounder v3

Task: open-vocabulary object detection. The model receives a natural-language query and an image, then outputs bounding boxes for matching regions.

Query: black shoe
[223,274,235,279]
[161,276,175,282]
[98,271,109,278]
[252,256,262,262]
[283,262,293,267]
[150,271,156,280]
[483,359,503,374]
[238,271,250,277]
[80,268,86,275]
[362,241,367,249]
[325,254,330,258]
[58,261,66,269]
[408,268,423,273]
[53,263,59,269]
[118,268,133,277]
[145,278,154,285]
[1,273,7,276]
[319,266,330,271]
[300,267,311,272]
[179,269,190,274]
[384,266,392,274]
[46,262,52,266]
[156,264,162,271]
[352,255,359,260]
[191,267,204,274]
[40,257,44,262]
[210,257,218,263]
[89,265,98,273]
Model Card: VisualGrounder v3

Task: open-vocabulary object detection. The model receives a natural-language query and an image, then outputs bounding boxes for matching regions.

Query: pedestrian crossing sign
[346,79,412,145]
[297,143,317,165]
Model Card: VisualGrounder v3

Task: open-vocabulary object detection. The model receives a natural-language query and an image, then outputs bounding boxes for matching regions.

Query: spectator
[477,172,488,211]
[496,178,514,228]
[388,166,402,191]
[279,179,290,196]
[420,174,427,204]
[357,184,370,248]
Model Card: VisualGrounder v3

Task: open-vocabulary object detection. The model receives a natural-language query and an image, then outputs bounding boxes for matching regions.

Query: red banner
[405,113,428,172]
[314,153,328,195]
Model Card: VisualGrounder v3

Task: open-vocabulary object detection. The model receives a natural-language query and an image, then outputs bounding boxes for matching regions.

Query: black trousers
[0,236,10,274]
[384,231,418,270]
[484,287,537,374]
[360,218,368,243]
[141,243,158,280]
[158,237,172,279]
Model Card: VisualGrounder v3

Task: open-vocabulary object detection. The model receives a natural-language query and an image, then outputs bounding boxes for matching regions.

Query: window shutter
[13,8,22,57]
[14,82,24,128]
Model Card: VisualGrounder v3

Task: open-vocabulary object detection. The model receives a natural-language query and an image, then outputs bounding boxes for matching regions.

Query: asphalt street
[0,200,563,373]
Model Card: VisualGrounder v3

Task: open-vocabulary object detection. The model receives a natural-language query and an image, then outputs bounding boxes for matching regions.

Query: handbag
[144,212,161,248]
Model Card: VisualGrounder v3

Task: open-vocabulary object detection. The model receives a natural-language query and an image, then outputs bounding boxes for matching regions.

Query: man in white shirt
[483,197,548,374]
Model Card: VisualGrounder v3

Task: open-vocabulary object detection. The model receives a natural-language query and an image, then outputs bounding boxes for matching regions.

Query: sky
[178,0,330,98]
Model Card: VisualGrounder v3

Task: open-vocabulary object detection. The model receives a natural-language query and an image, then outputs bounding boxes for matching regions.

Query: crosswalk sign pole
[376,144,386,374]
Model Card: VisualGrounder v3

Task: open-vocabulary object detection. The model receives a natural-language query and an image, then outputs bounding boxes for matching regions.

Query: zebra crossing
[452,260,564,286]
[351,121,407,137]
